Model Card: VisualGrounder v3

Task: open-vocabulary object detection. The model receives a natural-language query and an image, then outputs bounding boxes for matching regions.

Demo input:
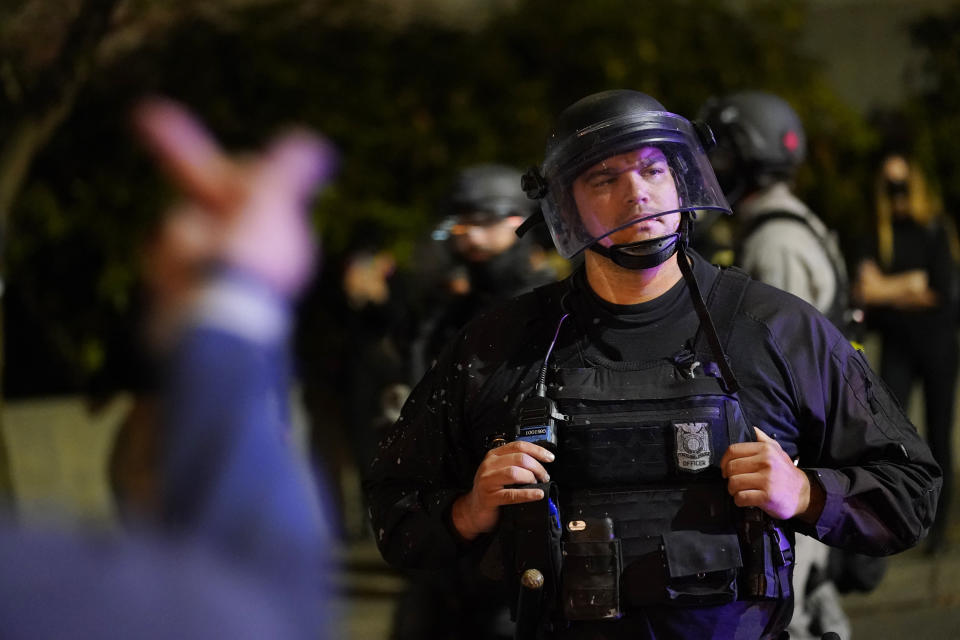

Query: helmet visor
[540,111,730,258]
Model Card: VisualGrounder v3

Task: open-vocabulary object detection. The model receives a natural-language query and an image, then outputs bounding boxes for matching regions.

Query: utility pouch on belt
[500,482,562,624]
[561,517,622,620]
[661,529,742,605]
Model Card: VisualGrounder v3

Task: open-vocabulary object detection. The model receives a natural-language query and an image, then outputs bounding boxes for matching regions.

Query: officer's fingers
[720,442,764,471]
[481,449,541,474]
[491,440,556,463]
[497,487,546,505]
[722,455,770,479]
[501,452,550,483]
[488,440,527,454]
[503,464,541,487]
[730,488,769,509]
[478,465,538,492]
[753,427,782,449]
[726,471,769,496]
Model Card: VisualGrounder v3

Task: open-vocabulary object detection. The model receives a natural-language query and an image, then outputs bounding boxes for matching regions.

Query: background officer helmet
[698,90,807,204]
[434,164,534,240]
[522,90,730,262]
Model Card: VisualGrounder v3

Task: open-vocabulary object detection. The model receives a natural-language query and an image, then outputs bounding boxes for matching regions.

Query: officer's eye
[588,174,617,188]
[642,163,668,179]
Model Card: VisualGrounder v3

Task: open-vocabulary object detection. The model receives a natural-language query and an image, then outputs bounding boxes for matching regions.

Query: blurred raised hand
[134,97,335,317]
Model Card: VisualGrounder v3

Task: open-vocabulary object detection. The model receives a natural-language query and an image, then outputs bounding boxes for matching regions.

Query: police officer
[698,91,850,330]
[415,163,558,377]
[366,90,940,639]
[392,164,556,640]
[700,90,856,640]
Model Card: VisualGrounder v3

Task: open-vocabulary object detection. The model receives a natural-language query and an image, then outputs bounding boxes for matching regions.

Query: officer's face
[448,213,523,262]
[572,146,680,246]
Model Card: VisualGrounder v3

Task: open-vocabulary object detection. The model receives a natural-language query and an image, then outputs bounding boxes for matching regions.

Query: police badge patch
[674,422,711,471]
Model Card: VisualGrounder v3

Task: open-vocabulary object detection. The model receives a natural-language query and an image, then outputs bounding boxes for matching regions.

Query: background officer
[698,90,850,329]
[414,164,558,378]
[390,165,558,640]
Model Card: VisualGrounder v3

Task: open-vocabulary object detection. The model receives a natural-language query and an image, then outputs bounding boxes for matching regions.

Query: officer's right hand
[450,441,554,541]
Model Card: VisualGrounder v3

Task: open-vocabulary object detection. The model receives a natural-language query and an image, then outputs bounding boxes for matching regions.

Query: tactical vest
[501,266,794,626]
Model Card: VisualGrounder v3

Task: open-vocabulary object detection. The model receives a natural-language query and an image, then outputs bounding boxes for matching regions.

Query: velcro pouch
[662,529,742,605]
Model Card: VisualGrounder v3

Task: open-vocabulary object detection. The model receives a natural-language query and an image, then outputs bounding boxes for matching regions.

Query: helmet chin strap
[587,212,692,271]
[588,233,680,270]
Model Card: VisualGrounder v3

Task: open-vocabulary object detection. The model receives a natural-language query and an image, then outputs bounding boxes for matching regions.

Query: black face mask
[465,240,534,295]
[886,179,909,199]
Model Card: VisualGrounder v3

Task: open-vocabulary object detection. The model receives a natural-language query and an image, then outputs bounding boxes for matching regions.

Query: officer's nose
[623,170,649,205]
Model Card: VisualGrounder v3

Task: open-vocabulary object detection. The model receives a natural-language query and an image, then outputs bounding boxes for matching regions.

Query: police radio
[514,313,570,453]
[515,393,563,453]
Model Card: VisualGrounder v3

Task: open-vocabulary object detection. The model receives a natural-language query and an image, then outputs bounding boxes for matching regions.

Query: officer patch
[674,422,711,472]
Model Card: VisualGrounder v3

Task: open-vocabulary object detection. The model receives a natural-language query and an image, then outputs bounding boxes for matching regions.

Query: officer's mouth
[617,216,662,233]
[620,209,669,226]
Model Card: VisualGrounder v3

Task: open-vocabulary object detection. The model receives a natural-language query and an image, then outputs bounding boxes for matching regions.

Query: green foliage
[2,0,890,393]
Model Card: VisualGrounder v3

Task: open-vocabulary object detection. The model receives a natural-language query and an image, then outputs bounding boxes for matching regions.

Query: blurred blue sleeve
[0,270,336,640]
[160,269,332,601]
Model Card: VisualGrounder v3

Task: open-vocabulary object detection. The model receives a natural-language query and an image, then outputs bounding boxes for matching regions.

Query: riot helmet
[521,90,730,270]
[698,90,806,204]
[434,163,534,263]
[435,164,533,237]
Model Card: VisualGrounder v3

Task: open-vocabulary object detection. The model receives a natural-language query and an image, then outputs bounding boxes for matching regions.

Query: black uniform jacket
[366,251,941,575]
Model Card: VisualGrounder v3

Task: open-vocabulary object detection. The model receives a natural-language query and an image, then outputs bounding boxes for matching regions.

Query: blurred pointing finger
[132,96,239,214]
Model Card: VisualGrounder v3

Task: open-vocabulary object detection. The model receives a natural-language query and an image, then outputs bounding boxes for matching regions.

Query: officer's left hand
[721,427,815,521]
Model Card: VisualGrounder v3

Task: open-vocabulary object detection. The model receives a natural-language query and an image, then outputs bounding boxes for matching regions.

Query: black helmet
[434,164,533,240]
[447,164,532,218]
[698,90,806,202]
[522,90,730,266]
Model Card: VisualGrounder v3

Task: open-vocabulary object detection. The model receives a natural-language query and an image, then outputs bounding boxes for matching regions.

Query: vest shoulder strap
[702,265,751,352]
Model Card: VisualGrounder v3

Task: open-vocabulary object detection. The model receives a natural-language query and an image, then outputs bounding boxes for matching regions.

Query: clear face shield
[535,112,730,259]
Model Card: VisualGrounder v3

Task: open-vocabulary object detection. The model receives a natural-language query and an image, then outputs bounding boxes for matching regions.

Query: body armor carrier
[550,358,791,620]
[500,265,794,629]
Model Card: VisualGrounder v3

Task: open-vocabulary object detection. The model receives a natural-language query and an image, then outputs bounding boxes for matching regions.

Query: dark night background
[2,0,959,397]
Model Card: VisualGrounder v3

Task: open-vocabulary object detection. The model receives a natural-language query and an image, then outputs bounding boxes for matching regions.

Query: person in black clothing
[391,164,558,640]
[854,152,959,555]
[415,164,558,378]
[367,90,941,639]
